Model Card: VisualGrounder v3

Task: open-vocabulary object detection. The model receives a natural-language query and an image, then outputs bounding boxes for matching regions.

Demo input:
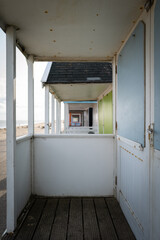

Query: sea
[0,120,43,129]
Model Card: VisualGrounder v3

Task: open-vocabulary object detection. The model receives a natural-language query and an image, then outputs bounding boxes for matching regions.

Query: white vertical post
[51,94,55,134]
[112,55,116,135]
[66,104,69,131]
[59,101,61,133]
[56,99,59,134]
[97,102,99,133]
[64,103,66,132]
[64,103,69,132]
[6,26,16,232]
[66,104,69,130]
[27,55,34,135]
[45,85,49,134]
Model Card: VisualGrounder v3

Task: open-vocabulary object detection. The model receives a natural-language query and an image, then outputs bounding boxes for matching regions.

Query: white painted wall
[33,135,114,196]
[15,137,32,219]
[152,149,160,240]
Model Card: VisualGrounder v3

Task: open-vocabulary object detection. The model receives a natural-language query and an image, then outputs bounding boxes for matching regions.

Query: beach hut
[41,62,112,134]
[0,0,160,239]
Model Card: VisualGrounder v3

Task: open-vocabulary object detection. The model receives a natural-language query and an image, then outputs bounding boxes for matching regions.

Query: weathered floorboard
[15,199,46,240]
[83,198,101,240]
[67,198,83,240]
[94,198,118,240]
[50,198,70,240]
[2,197,135,240]
[32,198,58,240]
[105,198,136,240]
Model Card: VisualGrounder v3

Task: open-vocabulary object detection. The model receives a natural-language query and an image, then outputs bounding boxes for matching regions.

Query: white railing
[65,126,98,134]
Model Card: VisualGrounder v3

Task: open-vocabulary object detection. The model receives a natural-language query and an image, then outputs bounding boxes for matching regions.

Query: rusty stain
[50,29,53,32]
[133,20,136,24]
[140,6,143,10]
[121,40,124,43]
[120,190,144,232]
[44,10,48,14]
[120,146,143,162]
[96,13,99,16]
[53,40,56,43]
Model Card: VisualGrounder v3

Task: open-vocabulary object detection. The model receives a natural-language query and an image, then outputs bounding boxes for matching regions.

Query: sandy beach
[0,123,44,237]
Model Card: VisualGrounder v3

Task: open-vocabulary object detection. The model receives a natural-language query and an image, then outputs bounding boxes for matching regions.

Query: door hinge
[147,123,154,147]
[145,0,154,12]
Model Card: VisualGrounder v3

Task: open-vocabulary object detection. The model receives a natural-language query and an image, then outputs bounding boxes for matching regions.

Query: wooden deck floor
[3,197,135,240]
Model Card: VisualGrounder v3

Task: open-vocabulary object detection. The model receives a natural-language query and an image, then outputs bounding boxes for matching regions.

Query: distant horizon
[0,28,48,122]
[0,28,65,125]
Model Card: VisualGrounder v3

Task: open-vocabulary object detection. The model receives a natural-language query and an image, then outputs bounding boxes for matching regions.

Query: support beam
[112,55,116,135]
[27,55,34,135]
[56,99,59,134]
[51,95,55,134]
[59,101,61,133]
[66,104,69,130]
[6,26,16,232]
[64,103,69,132]
[45,85,49,134]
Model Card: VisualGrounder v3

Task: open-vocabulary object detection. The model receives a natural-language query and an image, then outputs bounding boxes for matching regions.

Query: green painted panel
[103,92,113,134]
[98,99,103,134]
[98,91,113,134]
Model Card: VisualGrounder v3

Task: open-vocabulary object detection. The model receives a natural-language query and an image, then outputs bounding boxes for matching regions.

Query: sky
[0,28,61,123]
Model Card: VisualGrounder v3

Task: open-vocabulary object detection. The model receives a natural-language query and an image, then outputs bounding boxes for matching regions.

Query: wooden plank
[15,199,46,240]
[83,198,100,240]
[32,199,58,240]
[105,198,135,240]
[94,198,118,240]
[67,198,83,240]
[50,198,70,240]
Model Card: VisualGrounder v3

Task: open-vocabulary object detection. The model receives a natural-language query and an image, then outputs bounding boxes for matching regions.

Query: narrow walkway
[3,197,135,240]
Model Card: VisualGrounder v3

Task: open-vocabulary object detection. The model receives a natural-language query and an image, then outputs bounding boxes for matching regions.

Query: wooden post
[51,94,55,134]
[56,99,59,134]
[6,26,16,232]
[45,85,49,134]
[27,55,34,135]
